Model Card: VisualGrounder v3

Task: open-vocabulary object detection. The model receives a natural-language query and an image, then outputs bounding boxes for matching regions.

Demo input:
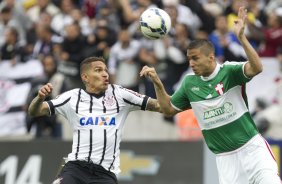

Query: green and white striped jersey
[171,62,258,154]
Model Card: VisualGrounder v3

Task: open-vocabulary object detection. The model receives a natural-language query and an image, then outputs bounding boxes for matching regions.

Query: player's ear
[81,73,88,84]
[209,53,215,61]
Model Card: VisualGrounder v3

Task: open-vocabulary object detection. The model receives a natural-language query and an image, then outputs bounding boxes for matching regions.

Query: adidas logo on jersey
[80,116,116,126]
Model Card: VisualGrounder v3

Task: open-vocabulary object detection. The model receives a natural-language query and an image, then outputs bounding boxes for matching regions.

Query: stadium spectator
[0,0,32,31]
[0,5,26,47]
[94,1,120,32]
[25,54,69,138]
[85,19,117,60]
[248,8,282,57]
[224,0,258,49]
[28,56,161,183]
[31,24,58,60]
[108,28,141,92]
[50,0,78,36]
[58,22,88,89]
[70,8,92,36]
[182,0,215,34]
[162,0,202,37]
[208,15,246,63]
[116,0,156,27]
[0,27,24,64]
[26,0,60,23]
[141,7,282,183]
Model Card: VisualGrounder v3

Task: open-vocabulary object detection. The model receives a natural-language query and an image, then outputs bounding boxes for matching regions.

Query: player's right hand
[140,65,159,83]
[38,83,53,100]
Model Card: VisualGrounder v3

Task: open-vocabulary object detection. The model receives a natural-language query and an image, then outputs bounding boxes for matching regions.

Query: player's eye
[191,56,198,61]
[94,68,102,72]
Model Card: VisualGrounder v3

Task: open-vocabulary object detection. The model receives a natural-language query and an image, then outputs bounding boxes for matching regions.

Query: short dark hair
[80,56,105,75]
[188,39,215,56]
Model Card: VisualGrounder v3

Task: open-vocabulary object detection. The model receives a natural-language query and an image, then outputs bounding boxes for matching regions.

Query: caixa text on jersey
[79,117,116,126]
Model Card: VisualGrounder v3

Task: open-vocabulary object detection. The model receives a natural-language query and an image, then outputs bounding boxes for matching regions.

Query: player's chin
[192,69,199,76]
[102,83,109,89]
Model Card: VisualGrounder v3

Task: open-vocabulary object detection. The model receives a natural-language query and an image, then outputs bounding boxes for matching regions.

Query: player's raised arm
[234,6,263,78]
[140,66,178,116]
[28,83,53,117]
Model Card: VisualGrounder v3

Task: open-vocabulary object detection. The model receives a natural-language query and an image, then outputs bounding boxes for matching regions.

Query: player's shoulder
[221,61,246,72]
[55,88,81,99]
[67,88,82,95]
[182,73,199,82]
[222,61,245,67]
[111,84,145,98]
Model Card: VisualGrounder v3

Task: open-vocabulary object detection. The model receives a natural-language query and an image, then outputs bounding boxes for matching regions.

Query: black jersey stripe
[46,101,55,115]
[99,129,107,165]
[46,97,71,115]
[87,129,93,162]
[123,98,142,107]
[75,130,80,159]
[141,96,149,110]
[90,95,93,113]
[54,97,71,107]
[108,129,118,171]
[76,89,82,114]
[111,84,119,113]
[102,94,106,113]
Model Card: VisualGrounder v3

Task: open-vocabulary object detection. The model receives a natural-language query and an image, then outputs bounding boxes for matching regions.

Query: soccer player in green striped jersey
[140,6,281,184]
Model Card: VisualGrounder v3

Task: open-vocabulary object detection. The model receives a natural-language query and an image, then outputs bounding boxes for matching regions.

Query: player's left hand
[234,6,247,40]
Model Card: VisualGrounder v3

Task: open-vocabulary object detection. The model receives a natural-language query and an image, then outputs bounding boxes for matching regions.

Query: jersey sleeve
[171,77,191,111]
[226,61,251,84]
[46,90,72,117]
[117,86,149,111]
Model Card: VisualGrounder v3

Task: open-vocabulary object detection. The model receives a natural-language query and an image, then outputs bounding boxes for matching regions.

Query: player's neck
[203,62,217,77]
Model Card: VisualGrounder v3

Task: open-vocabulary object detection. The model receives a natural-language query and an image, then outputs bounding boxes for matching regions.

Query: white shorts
[216,134,281,184]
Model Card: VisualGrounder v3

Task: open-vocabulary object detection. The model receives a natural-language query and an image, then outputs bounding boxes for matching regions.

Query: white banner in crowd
[0,60,43,136]
[246,57,282,113]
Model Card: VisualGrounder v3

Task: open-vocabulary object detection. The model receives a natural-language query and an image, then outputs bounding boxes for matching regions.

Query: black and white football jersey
[46,84,149,174]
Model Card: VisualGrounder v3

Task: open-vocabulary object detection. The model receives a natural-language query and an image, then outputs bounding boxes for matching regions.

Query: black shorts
[52,160,118,184]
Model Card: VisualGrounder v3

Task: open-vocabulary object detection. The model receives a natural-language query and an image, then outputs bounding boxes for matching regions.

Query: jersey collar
[84,89,105,98]
[200,63,220,81]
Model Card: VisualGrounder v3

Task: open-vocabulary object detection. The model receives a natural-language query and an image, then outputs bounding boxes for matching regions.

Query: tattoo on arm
[28,96,49,117]
[146,99,162,112]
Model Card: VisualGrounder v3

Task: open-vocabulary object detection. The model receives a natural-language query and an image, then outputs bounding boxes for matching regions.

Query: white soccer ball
[140,8,171,39]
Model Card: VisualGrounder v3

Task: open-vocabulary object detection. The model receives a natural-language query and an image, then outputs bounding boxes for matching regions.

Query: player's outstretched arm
[234,6,263,78]
[28,83,53,117]
[140,66,179,117]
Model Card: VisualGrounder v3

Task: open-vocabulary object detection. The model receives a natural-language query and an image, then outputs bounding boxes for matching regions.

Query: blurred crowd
[1,0,282,139]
